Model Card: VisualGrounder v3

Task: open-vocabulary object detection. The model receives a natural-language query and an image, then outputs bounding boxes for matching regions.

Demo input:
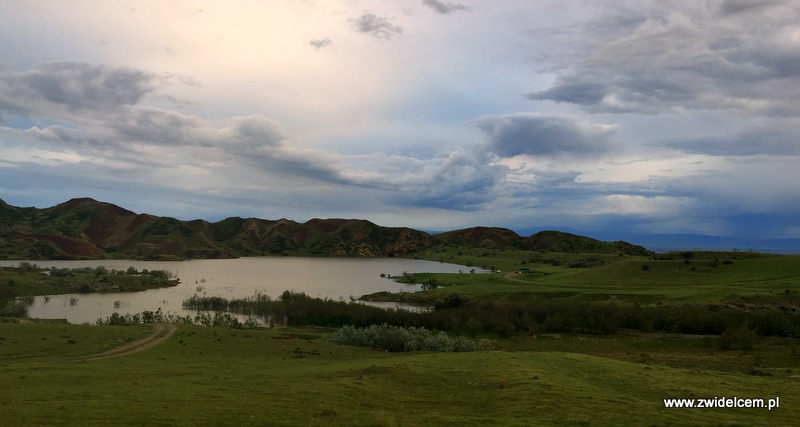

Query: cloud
[472,113,618,158]
[334,148,507,211]
[0,62,157,115]
[350,13,403,40]
[0,63,352,185]
[526,1,800,116]
[719,0,781,15]
[422,0,467,14]
[588,194,695,216]
[526,81,606,106]
[309,37,332,49]
[394,150,504,210]
[2,63,515,213]
[656,126,800,156]
[2,0,798,242]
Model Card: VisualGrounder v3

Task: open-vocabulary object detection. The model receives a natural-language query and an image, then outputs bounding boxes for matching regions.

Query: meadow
[391,248,800,304]
[1,321,798,426]
[1,249,799,425]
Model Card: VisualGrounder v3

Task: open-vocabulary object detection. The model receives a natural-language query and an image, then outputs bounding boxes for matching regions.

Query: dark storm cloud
[351,13,403,40]
[0,62,156,114]
[472,113,617,157]
[422,0,467,14]
[309,37,332,49]
[527,1,800,116]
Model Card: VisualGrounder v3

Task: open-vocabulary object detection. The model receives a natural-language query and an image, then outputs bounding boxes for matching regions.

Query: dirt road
[504,272,527,282]
[75,323,177,362]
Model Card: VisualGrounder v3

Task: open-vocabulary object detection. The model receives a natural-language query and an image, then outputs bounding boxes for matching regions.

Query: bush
[329,323,493,352]
[462,318,484,338]
[493,322,515,338]
[0,298,31,317]
[718,325,756,352]
[435,292,465,309]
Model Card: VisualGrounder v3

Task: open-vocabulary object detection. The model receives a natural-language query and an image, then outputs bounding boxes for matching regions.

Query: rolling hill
[0,198,650,260]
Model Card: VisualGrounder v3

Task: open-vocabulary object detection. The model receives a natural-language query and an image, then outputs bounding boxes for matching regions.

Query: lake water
[0,257,473,324]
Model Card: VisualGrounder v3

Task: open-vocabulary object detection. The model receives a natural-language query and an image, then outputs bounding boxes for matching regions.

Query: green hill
[434,227,651,256]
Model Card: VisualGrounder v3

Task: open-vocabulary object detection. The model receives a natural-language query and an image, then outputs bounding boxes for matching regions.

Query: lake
[0,257,474,324]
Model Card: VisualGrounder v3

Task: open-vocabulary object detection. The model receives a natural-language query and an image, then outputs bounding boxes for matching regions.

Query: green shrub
[462,318,484,338]
[0,298,30,317]
[435,292,465,309]
[493,322,515,338]
[718,326,756,352]
[329,324,493,352]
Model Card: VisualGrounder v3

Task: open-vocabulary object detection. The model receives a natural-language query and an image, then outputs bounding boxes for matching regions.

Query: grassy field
[2,249,800,425]
[388,249,800,305]
[1,321,798,426]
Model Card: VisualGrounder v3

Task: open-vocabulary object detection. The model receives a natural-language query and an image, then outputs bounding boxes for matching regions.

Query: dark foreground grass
[1,322,798,426]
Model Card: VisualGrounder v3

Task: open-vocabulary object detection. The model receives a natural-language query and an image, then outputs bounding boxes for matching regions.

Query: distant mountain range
[0,198,651,260]
[586,232,800,255]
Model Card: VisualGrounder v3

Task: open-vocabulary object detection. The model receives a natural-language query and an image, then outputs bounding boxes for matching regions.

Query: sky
[1,0,799,240]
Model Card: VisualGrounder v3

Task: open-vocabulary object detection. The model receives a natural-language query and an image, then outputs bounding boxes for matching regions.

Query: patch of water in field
[0,257,472,324]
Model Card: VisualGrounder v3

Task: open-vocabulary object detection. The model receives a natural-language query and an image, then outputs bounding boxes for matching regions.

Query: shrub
[435,292,465,309]
[718,326,756,352]
[421,277,439,290]
[462,318,484,338]
[493,322,516,338]
[329,323,493,352]
[0,298,30,317]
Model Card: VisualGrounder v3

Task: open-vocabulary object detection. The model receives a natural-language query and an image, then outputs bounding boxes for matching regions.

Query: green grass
[0,321,153,361]
[394,250,800,304]
[3,249,800,425]
[1,322,798,426]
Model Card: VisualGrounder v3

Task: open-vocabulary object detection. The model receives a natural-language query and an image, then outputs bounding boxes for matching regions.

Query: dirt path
[504,272,528,283]
[75,323,177,362]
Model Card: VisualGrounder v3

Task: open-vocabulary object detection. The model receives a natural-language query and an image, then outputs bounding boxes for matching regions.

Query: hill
[435,227,651,256]
[0,198,650,260]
